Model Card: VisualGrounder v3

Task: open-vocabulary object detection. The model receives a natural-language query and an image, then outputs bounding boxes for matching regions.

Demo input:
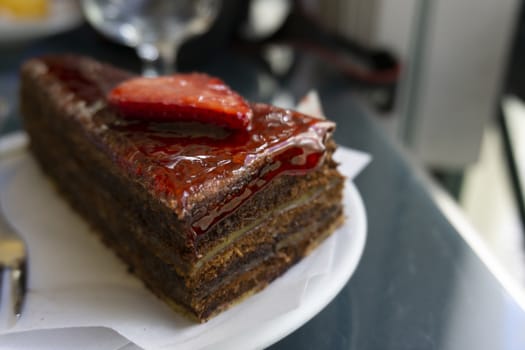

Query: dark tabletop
[1,25,524,350]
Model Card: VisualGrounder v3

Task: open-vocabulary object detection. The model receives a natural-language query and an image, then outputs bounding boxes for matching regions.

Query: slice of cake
[19,55,345,322]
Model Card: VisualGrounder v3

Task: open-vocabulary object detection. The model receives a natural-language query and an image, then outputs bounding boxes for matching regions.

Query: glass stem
[136,41,180,76]
[157,40,179,75]
[136,43,161,77]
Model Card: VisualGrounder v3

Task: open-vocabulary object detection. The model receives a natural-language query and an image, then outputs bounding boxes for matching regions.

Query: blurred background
[0,0,524,295]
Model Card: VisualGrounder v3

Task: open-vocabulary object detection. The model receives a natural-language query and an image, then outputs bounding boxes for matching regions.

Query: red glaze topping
[110,105,334,234]
[107,74,252,130]
[38,56,335,237]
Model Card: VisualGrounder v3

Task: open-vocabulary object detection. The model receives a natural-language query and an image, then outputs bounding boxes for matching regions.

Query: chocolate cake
[19,55,345,322]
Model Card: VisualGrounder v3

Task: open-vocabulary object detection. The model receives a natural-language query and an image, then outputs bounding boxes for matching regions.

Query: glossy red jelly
[41,56,335,236]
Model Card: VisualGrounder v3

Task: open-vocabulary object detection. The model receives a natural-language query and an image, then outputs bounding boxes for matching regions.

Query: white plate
[0,0,83,43]
[0,133,367,350]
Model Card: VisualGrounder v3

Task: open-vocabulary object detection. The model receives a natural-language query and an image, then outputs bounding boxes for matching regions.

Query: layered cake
[20,55,345,322]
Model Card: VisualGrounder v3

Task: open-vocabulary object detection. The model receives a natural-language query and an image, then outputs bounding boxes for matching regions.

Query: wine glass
[82,0,221,76]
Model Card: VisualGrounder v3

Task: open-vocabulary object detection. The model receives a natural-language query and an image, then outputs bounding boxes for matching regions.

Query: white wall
[319,0,520,169]
[408,0,520,169]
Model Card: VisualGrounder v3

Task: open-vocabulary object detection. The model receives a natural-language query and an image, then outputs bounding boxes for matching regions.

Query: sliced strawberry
[107,74,252,130]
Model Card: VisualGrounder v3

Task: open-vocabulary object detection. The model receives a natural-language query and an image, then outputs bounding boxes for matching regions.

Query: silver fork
[0,134,28,330]
[0,209,27,330]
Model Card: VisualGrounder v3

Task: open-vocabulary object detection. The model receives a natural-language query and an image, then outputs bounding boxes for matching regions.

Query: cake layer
[20,55,345,321]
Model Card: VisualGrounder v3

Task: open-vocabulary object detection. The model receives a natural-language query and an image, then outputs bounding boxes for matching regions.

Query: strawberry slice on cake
[108,74,253,130]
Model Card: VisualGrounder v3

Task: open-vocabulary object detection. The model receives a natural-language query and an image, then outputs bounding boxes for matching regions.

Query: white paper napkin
[0,93,371,349]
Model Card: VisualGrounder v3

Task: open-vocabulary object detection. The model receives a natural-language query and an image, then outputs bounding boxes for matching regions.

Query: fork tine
[0,265,18,329]
[13,259,27,317]
[0,259,27,329]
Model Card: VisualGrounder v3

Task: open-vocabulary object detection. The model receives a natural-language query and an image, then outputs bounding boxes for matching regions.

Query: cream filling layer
[191,181,339,274]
